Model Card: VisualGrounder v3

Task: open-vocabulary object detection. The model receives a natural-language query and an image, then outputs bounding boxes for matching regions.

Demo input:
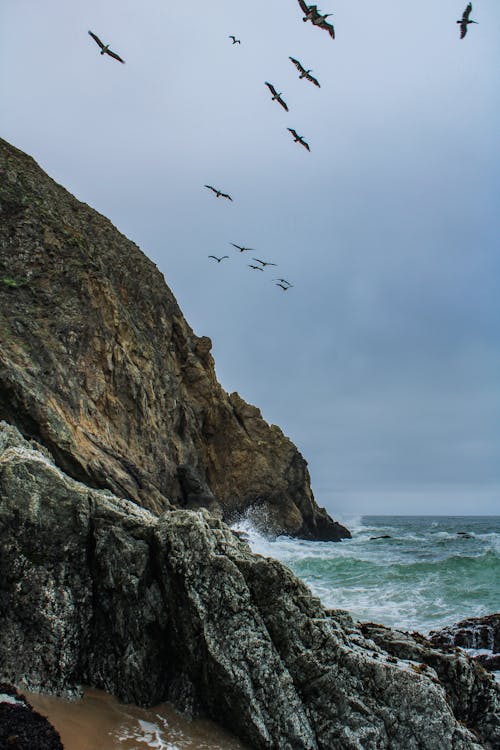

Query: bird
[457,3,477,38]
[252,258,277,267]
[287,128,310,151]
[230,243,254,252]
[296,1,335,38]
[312,13,335,38]
[265,83,289,112]
[208,255,229,262]
[205,185,233,200]
[274,278,293,287]
[88,31,125,63]
[289,57,320,87]
[229,35,241,44]
[276,283,292,291]
[248,264,264,271]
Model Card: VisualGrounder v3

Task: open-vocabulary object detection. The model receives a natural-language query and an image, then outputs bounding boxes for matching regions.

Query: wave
[234,517,500,633]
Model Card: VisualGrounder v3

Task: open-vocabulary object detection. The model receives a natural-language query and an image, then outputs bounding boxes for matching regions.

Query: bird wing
[230,243,242,250]
[306,72,320,87]
[460,21,468,37]
[220,256,229,260]
[277,95,289,112]
[463,3,473,21]
[221,193,233,201]
[252,258,265,265]
[208,256,219,260]
[288,128,298,138]
[290,57,305,74]
[321,20,335,38]
[297,0,310,14]
[266,262,277,266]
[301,139,311,151]
[229,35,235,41]
[265,82,277,96]
[106,48,125,63]
[88,31,105,49]
[205,185,217,193]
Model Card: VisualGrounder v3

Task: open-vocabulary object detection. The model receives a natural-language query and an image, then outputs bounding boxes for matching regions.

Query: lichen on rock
[0,423,498,749]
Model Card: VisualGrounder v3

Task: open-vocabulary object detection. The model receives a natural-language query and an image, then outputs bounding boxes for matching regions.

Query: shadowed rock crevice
[0,136,349,541]
[0,424,498,750]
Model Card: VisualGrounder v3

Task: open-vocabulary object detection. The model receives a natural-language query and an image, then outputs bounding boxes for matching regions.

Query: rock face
[429,614,500,673]
[1,423,499,750]
[0,137,348,541]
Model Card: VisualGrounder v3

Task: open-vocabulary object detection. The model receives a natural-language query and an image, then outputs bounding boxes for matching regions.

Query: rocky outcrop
[0,137,348,541]
[429,614,500,673]
[1,423,498,750]
[0,683,63,750]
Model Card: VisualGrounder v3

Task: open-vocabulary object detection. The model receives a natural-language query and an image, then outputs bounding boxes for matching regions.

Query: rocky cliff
[1,422,498,750]
[0,137,348,541]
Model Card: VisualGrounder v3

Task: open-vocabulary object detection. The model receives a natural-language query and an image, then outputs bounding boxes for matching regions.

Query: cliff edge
[0,137,348,541]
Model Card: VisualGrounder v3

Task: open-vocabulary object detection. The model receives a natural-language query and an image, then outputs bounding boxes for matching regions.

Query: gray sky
[2,0,499,516]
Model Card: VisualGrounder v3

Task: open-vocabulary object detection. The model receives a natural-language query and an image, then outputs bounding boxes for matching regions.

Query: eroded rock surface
[1,423,498,750]
[0,137,349,540]
[429,614,500,674]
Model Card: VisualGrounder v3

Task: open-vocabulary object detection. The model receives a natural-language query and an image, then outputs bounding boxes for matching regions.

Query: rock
[429,614,500,653]
[0,683,64,750]
[360,623,500,747]
[1,423,498,750]
[475,653,500,672]
[0,137,349,542]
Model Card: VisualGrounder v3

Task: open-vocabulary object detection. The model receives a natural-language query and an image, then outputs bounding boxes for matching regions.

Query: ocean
[28,515,500,749]
[239,515,500,634]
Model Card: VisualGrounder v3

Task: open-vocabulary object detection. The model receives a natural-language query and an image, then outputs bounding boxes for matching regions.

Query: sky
[2,0,499,517]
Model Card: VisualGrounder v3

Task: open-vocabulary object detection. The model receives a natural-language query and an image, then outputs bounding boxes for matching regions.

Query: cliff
[1,422,498,750]
[0,137,348,541]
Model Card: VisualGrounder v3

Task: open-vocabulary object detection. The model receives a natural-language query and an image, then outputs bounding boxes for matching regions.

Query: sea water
[28,515,500,749]
[237,515,500,634]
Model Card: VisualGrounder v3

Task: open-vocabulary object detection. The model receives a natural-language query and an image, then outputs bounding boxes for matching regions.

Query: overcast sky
[2,0,499,516]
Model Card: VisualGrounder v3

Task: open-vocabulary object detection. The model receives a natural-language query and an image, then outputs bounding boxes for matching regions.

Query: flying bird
[274,278,293,287]
[252,258,277,267]
[313,13,335,39]
[231,243,254,252]
[205,185,233,201]
[229,35,241,44]
[248,264,264,271]
[265,83,289,112]
[289,57,320,87]
[208,255,229,262]
[287,128,310,151]
[88,31,125,63]
[457,3,477,38]
[296,1,335,38]
[276,283,292,291]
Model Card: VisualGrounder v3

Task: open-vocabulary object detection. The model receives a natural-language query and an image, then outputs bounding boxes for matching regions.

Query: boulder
[1,423,498,750]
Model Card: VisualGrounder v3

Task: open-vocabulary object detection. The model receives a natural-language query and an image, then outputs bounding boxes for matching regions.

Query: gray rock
[1,423,498,749]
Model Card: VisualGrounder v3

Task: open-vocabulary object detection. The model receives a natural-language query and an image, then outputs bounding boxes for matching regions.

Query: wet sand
[27,688,247,750]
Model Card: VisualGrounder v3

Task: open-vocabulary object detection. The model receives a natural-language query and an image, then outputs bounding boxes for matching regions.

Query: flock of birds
[87,1,478,295]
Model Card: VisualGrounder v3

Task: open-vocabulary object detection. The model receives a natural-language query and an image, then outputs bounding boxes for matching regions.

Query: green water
[240,516,500,633]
